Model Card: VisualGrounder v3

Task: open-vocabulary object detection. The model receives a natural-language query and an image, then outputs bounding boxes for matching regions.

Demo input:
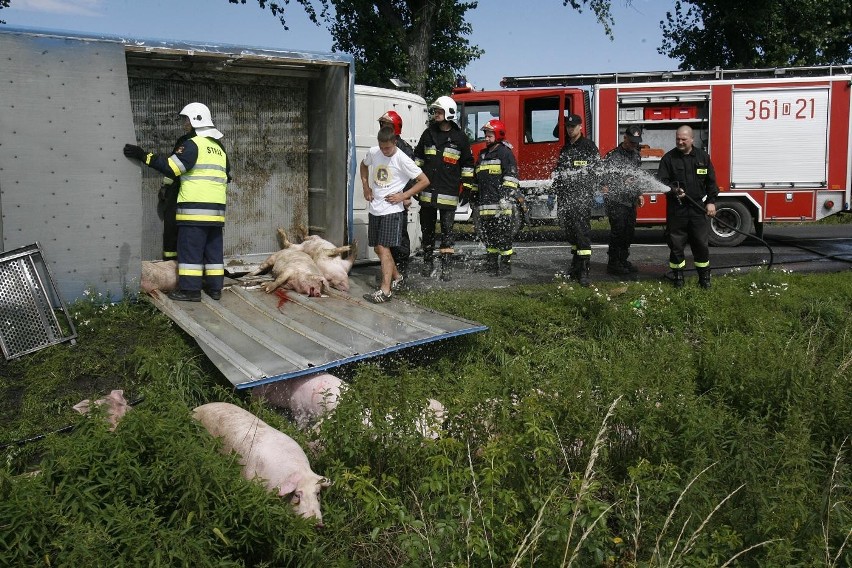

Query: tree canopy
[659,0,852,70]
[230,0,617,100]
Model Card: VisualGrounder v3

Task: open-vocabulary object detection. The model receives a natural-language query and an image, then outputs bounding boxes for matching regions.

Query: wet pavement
[349,224,852,293]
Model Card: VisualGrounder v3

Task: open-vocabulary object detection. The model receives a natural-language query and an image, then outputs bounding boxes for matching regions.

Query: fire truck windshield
[459,101,500,143]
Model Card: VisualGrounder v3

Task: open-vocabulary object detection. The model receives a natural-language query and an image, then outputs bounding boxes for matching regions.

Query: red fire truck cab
[455,67,851,246]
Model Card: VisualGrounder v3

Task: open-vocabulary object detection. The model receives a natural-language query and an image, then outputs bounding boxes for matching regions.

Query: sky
[3,0,680,91]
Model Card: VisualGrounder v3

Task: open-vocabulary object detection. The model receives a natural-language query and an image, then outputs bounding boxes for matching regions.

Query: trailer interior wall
[0,31,141,302]
[125,48,352,264]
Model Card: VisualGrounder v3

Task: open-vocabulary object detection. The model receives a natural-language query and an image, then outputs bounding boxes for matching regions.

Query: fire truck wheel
[709,200,752,247]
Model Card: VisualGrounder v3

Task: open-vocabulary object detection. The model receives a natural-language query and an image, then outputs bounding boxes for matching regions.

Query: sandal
[363,289,393,304]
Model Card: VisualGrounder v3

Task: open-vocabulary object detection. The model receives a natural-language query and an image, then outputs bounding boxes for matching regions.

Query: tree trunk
[407,0,441,98]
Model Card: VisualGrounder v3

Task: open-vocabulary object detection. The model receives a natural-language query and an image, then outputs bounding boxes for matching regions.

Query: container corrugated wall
[128,73,311,261]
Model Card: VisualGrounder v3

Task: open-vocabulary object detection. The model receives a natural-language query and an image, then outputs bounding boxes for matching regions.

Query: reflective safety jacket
[146,135,230,226]
[414,122,474,210]
[473,141,520,216]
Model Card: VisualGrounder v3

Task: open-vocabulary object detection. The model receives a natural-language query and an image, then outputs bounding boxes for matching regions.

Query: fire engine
[452,66,851,246]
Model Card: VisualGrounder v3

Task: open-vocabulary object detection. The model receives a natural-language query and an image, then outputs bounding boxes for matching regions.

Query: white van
[353,85,428,261]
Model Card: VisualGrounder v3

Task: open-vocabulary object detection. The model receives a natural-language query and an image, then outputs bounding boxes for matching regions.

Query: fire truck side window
[459,102,500,143]
[523,97,559,144]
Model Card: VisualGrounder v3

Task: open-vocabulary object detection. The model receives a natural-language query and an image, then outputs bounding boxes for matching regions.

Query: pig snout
[284,475,332,526]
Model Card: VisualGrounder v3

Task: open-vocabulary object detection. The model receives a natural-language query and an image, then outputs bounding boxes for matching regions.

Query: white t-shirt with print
[363,146,422,216]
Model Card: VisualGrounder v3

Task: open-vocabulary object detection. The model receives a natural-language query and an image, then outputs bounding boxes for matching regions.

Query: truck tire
[709,200,752,247]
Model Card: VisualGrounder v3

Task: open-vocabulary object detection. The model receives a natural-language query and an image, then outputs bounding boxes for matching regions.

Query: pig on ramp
[141,260,178,294]
[192,402,331,526]
[248,247,330,297]
[252,372,344,429]
[282,226,356,292]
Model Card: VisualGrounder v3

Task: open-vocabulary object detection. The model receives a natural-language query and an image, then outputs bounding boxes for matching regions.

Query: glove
[123,144,147,161]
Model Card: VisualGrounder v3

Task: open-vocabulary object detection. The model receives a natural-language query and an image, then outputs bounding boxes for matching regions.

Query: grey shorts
[368,211,403,247]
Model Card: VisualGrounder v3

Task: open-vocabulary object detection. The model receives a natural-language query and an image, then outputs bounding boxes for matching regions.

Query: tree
[659,0,852,70]
[231,0,617,100]
[0,1,10,25]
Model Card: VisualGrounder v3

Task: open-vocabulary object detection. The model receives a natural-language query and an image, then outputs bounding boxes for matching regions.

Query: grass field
[1,269,850,566]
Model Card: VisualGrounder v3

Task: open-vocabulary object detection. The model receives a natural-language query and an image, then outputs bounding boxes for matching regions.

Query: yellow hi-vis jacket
[172,136,228,226]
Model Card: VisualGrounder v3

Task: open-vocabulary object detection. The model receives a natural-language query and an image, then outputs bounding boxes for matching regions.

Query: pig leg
[262,266,297,293]
[248,254,276,277]
[295,223,309,242]
[277,227,294,249]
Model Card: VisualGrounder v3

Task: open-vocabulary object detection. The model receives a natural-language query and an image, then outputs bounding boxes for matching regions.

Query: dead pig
[283,226,356,292]
[141,260,177,294]
[252,372,344,429]
[248,247,330,297]
[193,402,331,526]
[73,389,131,431]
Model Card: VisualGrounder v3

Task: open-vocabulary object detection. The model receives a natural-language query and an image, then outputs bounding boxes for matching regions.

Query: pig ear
[277,473,301,496]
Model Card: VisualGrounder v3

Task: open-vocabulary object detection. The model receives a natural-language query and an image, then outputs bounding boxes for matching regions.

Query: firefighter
[551,113,600,287]
[414,95,475,281]
[657,125,718,289]
[602,125,643,277]
[158,131,193,261]
[124,102,231,302]
[472,119,521,275]
[378,110,415,283]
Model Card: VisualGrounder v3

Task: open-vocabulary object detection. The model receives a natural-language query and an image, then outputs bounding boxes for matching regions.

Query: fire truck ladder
[500,65,852,88]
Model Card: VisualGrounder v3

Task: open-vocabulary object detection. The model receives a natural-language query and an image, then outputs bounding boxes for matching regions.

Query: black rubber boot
[621,249,638,273]
[499,254,512,275]
[697,267,711,289]
[578,257,591,287]
[607,250,630,275]
[485,253,499,276]
[672,269,685,288]
[420,251,434,277]
[168,289,201,302]
[569,253,580,280]
[439,253,452,282]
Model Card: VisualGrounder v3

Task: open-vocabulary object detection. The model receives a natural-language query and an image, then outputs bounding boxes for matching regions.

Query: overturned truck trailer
[0,27,485,386]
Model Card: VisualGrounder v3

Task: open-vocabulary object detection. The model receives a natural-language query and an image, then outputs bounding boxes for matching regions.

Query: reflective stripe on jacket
[473,141,519,210]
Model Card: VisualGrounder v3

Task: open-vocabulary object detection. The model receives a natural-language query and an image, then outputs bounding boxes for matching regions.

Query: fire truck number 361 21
[743,98,816,120]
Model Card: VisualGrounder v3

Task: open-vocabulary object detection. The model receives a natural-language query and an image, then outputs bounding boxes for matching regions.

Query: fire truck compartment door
[147,283,487,390]
[731,87,828,187]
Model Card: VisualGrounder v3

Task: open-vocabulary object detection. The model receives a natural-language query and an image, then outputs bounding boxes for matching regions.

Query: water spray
[556,164,775,270]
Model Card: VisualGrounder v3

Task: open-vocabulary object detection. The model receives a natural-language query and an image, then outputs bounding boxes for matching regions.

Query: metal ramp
[147,280,487,390]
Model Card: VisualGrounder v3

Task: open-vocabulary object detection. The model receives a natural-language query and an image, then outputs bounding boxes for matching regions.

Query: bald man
[657,125,718,289]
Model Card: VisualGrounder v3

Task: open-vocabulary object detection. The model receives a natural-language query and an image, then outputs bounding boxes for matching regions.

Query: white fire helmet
[179,102,223,139]
[429,96,457,122]
[180,102,215,128]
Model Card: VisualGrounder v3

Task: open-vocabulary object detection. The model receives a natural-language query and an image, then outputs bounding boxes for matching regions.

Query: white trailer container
[0,27,486,385]
[353,85,428,261]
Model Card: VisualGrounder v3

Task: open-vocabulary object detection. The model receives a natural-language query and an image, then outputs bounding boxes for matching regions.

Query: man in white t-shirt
[360,126,430,303]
